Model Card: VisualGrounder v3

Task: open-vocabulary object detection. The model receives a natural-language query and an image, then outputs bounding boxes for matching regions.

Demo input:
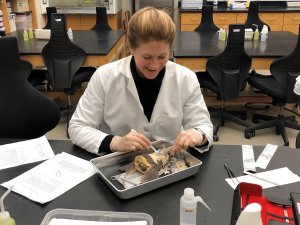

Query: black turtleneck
[130,57,165,121]
[99,57,165,154]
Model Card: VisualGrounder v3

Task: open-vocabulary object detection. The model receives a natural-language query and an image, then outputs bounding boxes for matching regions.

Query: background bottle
[253,24,259,41]
[28,28,34,39]
[224,26,228,38]
[23,30,29,41]
[246,1,250,8]
[260,25,268,41]
[213,0,218,7]
[218,28,226,41]
[227,0,231,8]
[253,28,259,40]
[67,28,73,40]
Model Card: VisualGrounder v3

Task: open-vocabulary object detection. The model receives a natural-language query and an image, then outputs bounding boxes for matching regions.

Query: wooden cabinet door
[180,13,201,31]
[181,13,201,25]
[181,24,200,31]
[214,13,236,28]
[260,13,284,31]
[283,12,300,34]
[66,15,82,30]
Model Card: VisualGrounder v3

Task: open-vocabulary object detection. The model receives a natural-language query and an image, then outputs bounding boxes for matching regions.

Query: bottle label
[184,208,196,213]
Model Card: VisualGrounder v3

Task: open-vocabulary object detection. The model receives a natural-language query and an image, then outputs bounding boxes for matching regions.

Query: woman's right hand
[110,130,150,152]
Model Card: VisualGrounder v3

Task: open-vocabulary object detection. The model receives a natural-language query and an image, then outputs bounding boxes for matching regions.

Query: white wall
[122,0,132,14]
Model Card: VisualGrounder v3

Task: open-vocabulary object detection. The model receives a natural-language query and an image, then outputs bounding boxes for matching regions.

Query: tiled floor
[46,103,300,149]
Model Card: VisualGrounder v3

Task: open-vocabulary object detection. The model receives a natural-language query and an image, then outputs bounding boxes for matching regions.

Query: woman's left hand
[171,129,205,153]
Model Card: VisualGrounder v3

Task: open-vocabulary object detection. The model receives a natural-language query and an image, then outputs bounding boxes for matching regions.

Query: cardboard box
[11,0,29,13]
[15,12,32,30]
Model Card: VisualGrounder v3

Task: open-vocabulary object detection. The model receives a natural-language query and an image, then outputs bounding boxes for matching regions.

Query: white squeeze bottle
[260,25,268,41]
[67,28,73,40]
[180,188,211,225]
[0,187,16,225]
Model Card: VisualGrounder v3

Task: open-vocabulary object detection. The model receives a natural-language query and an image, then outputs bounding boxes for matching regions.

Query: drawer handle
[219,18,226,21]
[292,18,300,21]
[268,18,276,21]
[191,18,199,21]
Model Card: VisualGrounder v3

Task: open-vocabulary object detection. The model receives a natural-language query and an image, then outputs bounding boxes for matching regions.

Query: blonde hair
[127,7,176,49]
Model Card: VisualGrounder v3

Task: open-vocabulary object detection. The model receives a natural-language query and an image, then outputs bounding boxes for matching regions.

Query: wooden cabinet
[66,10,122,30]
[283,12,300,34]
[236,12,247,23]
[66,15,82,30]
[180,12,201,31]
[214,13,236,28]
[237,12,285,31]
[180,11,299,34]
[260,13,284,31]
[180,12,237,30]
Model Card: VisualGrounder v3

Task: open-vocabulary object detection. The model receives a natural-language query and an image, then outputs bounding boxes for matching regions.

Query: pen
[224,163,240,185]
[244,171,280,186]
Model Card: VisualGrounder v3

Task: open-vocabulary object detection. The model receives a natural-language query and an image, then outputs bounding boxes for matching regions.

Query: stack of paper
[0,136,54,170]
[1,152,96,204]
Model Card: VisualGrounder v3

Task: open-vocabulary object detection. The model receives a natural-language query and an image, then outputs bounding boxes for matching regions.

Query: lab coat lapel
[127,77,143,110]
[122,57,144,111]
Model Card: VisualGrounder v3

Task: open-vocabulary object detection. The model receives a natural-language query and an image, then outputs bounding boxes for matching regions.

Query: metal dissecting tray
[90,140,202,199]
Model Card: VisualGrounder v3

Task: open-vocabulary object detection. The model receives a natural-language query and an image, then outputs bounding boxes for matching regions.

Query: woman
[69,7,213,155]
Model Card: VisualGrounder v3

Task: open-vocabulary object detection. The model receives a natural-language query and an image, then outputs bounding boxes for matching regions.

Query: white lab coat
[69,56,213,154]
[294,75,300,95]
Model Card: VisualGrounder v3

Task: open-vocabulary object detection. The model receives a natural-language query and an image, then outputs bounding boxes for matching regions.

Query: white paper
[0,136,55,170]
[48,218,147,225]
[242,145,256,172]
[1,152,96,204]
[255,144,278,169]
[225,167,300,189]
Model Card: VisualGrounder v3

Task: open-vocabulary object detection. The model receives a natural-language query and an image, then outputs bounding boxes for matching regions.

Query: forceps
[224,162,240,185]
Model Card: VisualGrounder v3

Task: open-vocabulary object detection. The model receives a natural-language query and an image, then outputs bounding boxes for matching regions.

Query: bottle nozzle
[252,24,258,31]
[0,186,13,212]
[195,196,212,211]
